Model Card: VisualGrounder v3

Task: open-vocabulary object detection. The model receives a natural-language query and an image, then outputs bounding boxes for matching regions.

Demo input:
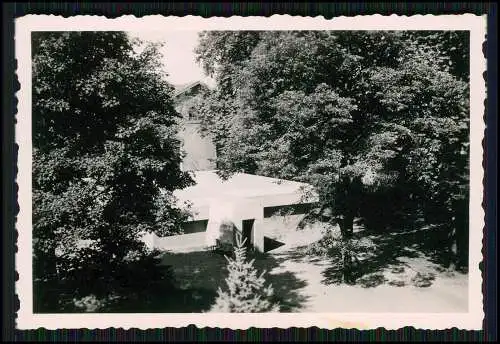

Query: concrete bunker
[145,171,319,253]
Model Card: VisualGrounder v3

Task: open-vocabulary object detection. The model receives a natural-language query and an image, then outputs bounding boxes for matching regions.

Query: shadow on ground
[105,249,309,313]
[267,218,467,290]
[318,220,466,288]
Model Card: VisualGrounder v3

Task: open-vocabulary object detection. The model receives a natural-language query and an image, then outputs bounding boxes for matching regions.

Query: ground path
[265,226,469,313]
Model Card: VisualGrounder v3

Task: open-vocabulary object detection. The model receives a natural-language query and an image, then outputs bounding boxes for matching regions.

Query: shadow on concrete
[264,236,286,253]
[106,249,309,313]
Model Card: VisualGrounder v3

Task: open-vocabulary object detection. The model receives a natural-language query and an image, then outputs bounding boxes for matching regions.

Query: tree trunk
[343,250,353,284]
[444,199,469,271]
[454,202,469,270]
[448,226,457,270]
[340,208,355,238]
[340,207,356,284]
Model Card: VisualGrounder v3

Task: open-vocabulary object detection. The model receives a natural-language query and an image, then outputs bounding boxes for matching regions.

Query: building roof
[172,171,319,220]
[173,80,205,98]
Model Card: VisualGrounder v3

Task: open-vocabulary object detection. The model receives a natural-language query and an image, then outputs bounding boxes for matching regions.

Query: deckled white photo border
[15,14,487,330]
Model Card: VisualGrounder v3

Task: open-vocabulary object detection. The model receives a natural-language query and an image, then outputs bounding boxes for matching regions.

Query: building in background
[173,81,217,171]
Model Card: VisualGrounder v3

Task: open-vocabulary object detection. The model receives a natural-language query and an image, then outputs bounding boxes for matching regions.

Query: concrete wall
[144,200,317,253]
[153,232,206,252]
[144,212,308,253]
[262,214,307,241]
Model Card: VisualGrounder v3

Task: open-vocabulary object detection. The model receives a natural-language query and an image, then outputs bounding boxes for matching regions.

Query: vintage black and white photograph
[15,15,486,330]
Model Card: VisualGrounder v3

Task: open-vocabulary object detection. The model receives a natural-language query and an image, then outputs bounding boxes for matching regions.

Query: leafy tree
[194,31,470,278]
[32,31,194,311]
[194,31,261,161]
[212,233,279,312]
[367,45,470,268]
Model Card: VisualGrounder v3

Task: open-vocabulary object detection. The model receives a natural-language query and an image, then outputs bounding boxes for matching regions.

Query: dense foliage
[32,32,194,311]
[194,30,470,276]
[212,233,279,312]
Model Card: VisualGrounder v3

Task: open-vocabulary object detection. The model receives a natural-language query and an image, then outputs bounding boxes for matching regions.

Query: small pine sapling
[212,232,280,313]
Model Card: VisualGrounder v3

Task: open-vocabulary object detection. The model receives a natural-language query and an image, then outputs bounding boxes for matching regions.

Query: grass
[152,249,308,313]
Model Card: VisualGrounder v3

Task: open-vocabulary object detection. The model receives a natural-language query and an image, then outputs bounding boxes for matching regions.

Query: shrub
[212,232,280,313]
